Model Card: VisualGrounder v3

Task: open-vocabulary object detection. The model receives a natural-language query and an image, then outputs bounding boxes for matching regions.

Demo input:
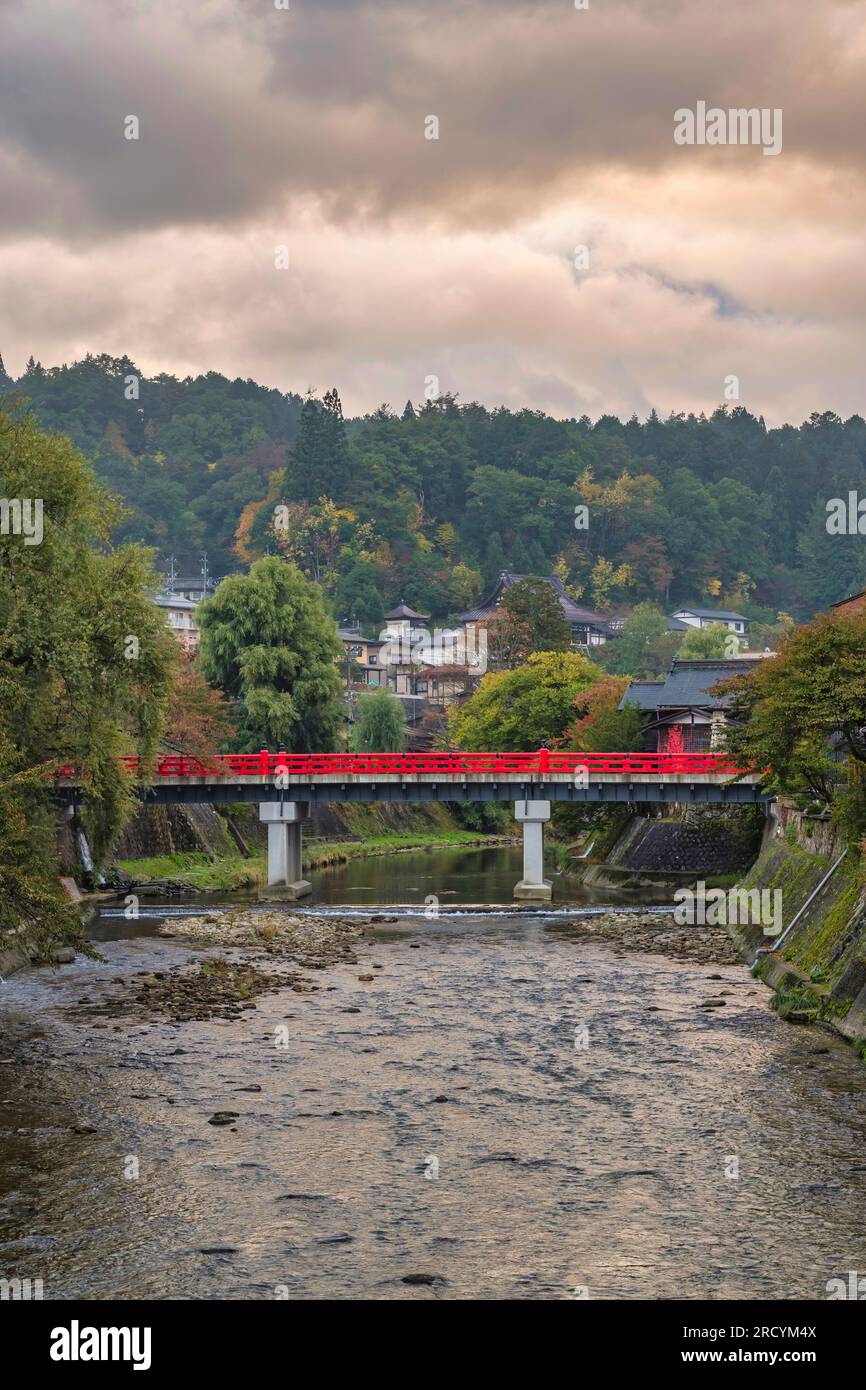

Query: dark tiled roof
[830,589,866,609]
[619,681,666,710]
[384,603,429,621]
[459,572,610,631]
[338,629,385,646]
[619,658,763,712]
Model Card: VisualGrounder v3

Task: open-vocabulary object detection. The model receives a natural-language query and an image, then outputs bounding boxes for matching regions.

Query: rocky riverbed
[62,910,377,1024]
[156,908,368,965]
[54,904,737,1030]
[3,890,866,1301]
[563,909,742,965]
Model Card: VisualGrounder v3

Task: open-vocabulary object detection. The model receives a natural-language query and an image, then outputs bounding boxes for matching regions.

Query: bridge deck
[54,752,768,806]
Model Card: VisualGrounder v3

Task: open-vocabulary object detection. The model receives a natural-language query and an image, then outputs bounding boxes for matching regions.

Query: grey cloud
[3,0,866,426]
[1,0,865,239]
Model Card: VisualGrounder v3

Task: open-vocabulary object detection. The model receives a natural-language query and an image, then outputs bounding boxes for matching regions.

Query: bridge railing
[109,750,753,779]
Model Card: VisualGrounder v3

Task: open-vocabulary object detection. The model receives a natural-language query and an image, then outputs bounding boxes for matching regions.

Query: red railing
[108,750,751,780]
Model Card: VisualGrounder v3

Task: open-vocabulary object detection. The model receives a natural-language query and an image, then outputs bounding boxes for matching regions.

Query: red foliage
[664,724,685,755]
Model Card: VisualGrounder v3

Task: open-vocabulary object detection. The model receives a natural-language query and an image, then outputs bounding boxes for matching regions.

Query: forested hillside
[3,352,865,627]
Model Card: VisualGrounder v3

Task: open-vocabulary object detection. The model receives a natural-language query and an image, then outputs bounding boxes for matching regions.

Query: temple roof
[458,572,610,630]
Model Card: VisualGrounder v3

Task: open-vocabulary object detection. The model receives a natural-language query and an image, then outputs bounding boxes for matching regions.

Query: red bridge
[115,750,750,781]
[57,750,767,903]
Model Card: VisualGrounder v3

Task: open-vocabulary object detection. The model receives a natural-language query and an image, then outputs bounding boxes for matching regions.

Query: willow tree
[0,405,175,950]
[198,556,344,751]
[351,689,406,752]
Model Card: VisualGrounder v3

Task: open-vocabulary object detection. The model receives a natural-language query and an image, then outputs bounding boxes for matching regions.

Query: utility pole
[342,617,362,720]
[200,552,209,597]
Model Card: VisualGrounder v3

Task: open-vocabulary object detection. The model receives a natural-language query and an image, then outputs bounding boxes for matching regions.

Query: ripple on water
[1,913,866,1299]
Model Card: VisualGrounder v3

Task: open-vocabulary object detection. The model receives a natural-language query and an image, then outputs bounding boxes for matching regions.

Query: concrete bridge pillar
[259,802,311,899]
[514,799,552,901]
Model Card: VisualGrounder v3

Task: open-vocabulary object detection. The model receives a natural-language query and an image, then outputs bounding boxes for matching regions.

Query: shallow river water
[2,847,866,1301]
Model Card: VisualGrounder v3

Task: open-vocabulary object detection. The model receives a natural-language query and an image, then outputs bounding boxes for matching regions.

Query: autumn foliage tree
[449,651,603,750]
[562,677,645,755]
[719,610,866,810]
[163,659,236,762]
[487,578,571,669]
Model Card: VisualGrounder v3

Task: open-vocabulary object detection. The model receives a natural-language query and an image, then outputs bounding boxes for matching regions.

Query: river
[1,844,865,1300]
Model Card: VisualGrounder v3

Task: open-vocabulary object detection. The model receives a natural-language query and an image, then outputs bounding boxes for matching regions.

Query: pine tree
[484,532,506,586]
[286,388,350,503]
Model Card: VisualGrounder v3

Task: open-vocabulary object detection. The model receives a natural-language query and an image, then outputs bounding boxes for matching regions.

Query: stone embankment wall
[618,809,762,874]
[727,803,866,1049]
[111,804,236,859]
[107,798,460,864]
[581,806,764,891]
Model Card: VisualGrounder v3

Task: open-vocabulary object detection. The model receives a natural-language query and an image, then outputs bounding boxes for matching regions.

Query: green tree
[285,388,350,504]
[565,677,645,753]
[720,611,866,808]
[350,689,407,752]
[602,603,670,677]
[334,561,385,631]
[449,651,603,750]
[488,578,571,668]
[198,556,344,750]
[678,622,736,659]
[0,406,175,949]
[447,561,483,614]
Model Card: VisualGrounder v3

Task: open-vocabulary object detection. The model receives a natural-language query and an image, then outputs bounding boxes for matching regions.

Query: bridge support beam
[259,802,311,899]
[514,799,552,901]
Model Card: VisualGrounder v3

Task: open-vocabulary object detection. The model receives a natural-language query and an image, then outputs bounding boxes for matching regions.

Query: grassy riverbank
[115,829,517,891]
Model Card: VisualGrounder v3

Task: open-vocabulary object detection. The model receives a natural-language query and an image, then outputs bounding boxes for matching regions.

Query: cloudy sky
[1,0,865,423]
